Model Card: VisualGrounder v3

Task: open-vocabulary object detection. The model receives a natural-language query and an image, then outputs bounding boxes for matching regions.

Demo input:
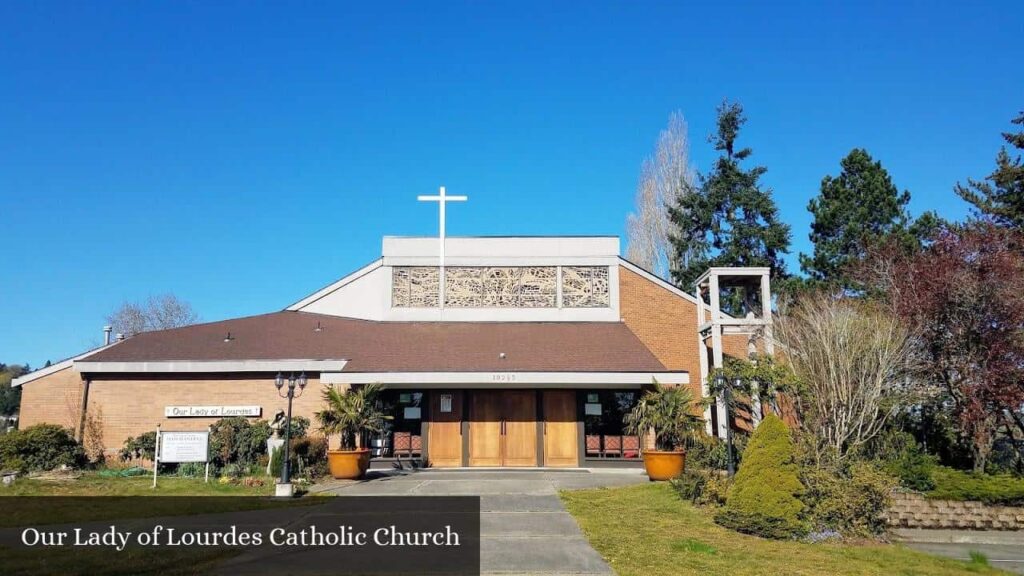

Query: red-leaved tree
[859,222,1024,471]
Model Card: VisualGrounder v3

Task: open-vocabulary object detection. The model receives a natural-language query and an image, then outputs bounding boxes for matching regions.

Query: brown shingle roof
[82,311,669,373]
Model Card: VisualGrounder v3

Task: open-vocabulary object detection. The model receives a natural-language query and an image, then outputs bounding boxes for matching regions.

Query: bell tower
[694,267,774,439]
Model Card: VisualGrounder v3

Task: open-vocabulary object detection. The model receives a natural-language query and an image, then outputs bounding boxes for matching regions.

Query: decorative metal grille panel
[391,267,439,307]
[444,266,557,308]
[562,266,610,307]
[391,266,608,309]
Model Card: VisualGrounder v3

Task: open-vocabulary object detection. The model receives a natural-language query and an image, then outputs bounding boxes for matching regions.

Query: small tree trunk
[972,439,991,473]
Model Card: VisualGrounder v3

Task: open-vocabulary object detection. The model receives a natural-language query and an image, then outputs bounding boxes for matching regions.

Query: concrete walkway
[896,529,1024,574]
[321,469,648,575]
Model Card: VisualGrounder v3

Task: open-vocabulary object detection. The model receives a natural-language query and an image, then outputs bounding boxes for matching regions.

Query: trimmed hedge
[0,424,86,472]
[715,414,806,539]
[927,467,1024,506]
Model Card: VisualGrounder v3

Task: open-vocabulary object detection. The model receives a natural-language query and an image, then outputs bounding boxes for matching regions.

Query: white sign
[440,394,453,413]
[165,406,261,418]
[585,403,602,416]
[404,407,422,420]
[160,431,210,463]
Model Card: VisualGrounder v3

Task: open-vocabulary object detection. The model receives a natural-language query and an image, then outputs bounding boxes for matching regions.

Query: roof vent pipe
[116,333,125,342]
[103,326,113,346]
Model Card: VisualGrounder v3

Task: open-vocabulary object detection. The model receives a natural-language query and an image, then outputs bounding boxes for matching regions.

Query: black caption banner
[0,496,480,576]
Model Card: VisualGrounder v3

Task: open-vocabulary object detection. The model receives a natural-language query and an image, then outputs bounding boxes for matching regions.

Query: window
[583,391,641,460]
[371,390,424,459]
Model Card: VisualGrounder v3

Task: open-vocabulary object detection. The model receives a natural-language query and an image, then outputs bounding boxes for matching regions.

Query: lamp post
[274,371,307,495]
[715,373,736,477]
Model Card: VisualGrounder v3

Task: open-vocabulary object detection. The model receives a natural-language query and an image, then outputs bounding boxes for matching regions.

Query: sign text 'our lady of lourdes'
[165,406,261,418]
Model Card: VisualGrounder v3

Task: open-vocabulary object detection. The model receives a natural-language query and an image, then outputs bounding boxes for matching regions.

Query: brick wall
[17,366,84,432]
[19,370,344,454]
[886,492,1024,530]
[618,266,767,429]
[618,266,702,397]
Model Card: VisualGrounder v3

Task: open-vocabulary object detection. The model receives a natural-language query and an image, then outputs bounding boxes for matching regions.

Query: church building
[15,233,766,469]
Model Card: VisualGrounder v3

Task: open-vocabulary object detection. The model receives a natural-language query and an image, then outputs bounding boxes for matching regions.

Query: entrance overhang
[322,371,688,388]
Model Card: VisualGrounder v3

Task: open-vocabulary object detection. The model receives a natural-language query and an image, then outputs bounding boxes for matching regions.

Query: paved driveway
[320,469,647,575]
[896,529,1024,574]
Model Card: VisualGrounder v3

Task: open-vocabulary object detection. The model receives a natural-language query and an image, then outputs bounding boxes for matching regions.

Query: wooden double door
[467,390,578,467]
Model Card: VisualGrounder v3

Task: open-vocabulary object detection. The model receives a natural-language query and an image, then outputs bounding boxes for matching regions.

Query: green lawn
[0,473,323,527]
[0,473,274,496]
[561,483,1006,576]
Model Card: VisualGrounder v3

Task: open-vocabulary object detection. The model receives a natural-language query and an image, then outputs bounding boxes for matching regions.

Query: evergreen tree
[669,101,791,291]
[0,364,29,416]
[800,149,911,288]
[956,111,1024,228]
[714,414,806,539]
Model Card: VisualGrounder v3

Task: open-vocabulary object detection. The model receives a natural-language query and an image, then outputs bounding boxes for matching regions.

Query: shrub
[0,424,87,472]
[286,416,310,440]
[701,471,732,506]
[714,415,806,539]
[269,444,284,478]
[176,462,207,477]
[221,463,246,479]
[687,433,747,471]
[269,435,329,480]
[672,468,709,502]
[870,430,936,491]
[672,468,731,506]
[291,435,328,479]
[119,432,157,462]
[927,467,1024,506]
[802,461,896,537]
[209,417,272,468]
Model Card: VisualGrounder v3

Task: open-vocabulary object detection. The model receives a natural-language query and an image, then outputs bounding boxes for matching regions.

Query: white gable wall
[292,262,389,320]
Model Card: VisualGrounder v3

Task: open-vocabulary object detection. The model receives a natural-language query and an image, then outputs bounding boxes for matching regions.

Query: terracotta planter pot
[642,450,686,481]
[327,449,371,479]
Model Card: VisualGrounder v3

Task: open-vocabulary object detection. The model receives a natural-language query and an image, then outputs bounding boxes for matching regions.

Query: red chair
[585,435,601,458]
[393,432,411,458]
[622,436,641,459]
[393,432,422,459]
[603,435,623,458]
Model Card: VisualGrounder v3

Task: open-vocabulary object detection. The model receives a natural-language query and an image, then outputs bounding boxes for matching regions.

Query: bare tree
[625,111,696,278]
[106,294,199,337]
[774,292,922,463]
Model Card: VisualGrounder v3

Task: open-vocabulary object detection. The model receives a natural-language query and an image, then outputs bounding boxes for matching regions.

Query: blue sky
[1,1,1021,367]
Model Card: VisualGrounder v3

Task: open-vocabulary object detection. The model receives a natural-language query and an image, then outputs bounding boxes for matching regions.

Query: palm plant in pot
[315,382,391,479]
[624,382,704,481]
